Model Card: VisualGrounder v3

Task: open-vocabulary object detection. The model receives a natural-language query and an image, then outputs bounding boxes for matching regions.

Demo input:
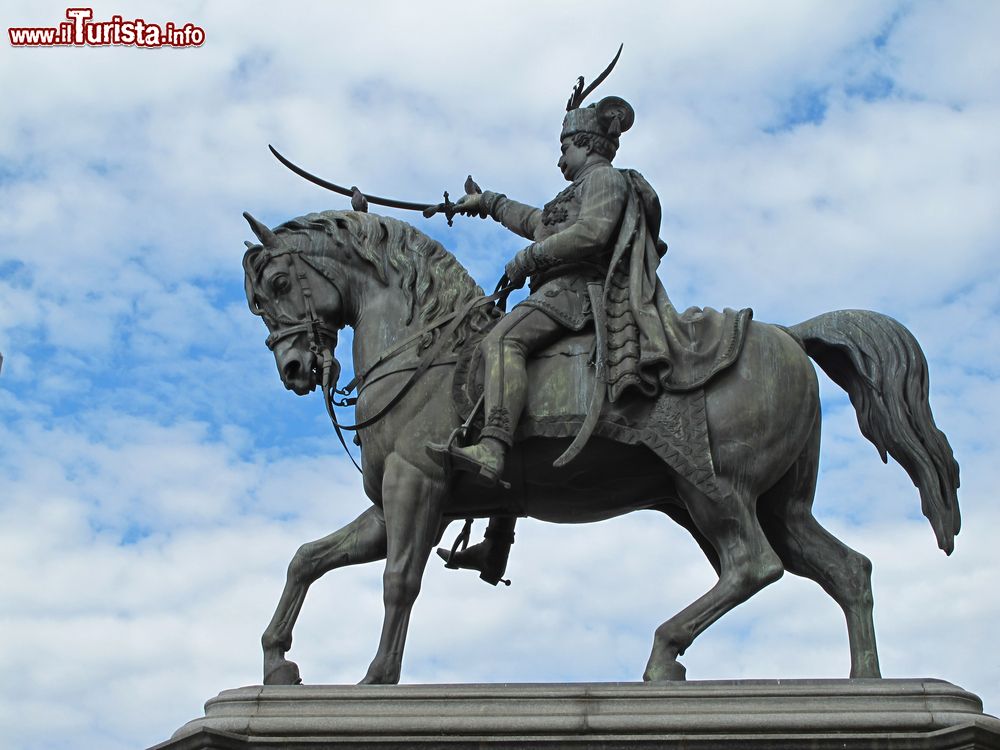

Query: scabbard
[553,281,607,468]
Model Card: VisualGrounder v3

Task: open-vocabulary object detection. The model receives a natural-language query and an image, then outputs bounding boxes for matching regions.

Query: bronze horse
[242,209,959,686]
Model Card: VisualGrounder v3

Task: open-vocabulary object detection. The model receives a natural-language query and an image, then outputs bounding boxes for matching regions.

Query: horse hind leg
[758,419,881,678]
[261,505,387,685]
[644,480,784,682]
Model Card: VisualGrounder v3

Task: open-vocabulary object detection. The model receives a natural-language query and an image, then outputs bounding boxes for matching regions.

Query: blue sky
[2,2,999,748]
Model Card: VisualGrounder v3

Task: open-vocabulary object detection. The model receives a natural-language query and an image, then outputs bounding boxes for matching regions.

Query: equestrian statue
[242,52,959,686]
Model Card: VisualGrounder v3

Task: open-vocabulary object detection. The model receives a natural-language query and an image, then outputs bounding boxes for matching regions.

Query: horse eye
[271,274,291,294]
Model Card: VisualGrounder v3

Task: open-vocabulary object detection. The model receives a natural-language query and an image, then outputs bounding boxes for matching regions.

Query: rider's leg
[430,305,565,483]
[428,305,564,583]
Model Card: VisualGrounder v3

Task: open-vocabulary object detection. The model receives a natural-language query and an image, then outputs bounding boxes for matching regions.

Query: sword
[269,145,475,226]
[553,281,608,468]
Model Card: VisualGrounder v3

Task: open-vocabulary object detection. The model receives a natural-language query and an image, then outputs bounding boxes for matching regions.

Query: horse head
[243,208,487,399]
[242,211,346,396]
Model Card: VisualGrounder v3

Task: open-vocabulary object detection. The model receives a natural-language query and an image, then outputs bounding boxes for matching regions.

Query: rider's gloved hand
[455,192,488,218]
[504,246,534,288]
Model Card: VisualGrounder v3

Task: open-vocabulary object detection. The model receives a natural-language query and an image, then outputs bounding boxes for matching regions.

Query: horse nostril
[283,360,301,380]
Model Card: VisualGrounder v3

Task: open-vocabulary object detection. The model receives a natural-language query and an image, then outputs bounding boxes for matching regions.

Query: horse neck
[328,215,480,377]
[348,275,429,376]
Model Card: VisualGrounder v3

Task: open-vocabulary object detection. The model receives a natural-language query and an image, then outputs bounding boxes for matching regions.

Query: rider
[428,95,666,583]
[429,91,749,585]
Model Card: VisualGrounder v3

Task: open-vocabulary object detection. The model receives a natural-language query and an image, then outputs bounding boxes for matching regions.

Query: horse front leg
[262,505,387,685]
[360,453,445,685]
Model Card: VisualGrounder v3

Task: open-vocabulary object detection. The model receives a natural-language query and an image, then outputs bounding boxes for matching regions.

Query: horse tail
[788,310,960,554]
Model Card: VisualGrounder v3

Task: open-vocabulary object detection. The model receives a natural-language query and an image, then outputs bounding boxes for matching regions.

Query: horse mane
[243,210,496,346]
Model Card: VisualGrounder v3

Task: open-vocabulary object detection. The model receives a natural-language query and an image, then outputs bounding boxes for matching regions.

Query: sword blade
[268,145,434,212]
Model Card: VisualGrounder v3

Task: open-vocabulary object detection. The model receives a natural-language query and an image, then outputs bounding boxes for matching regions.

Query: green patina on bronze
[241,49,958,687]
[243,205,958,686]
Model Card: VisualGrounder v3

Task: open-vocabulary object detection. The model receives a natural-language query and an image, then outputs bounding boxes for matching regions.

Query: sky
[1,1,998,748]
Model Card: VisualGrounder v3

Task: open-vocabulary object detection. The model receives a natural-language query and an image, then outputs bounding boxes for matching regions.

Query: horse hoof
[643,660,687,682]
[358,663,400,685]
[358,672,399,685]
[264,659,302,685]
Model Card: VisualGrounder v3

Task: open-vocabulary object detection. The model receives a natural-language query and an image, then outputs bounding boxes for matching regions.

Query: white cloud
[1,2,998,748]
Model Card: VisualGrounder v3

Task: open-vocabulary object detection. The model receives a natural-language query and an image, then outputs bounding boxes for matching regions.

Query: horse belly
[517,437,672,523]
[446,438,670,522]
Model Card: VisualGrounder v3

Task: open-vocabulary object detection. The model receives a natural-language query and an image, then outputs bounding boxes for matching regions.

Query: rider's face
[558,138,588,181]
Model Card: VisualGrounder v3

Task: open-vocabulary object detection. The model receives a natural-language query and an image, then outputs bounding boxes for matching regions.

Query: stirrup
[426,438,511,489]
[442,518,473,569]
[437,522,512,586]
[436,545,511,586]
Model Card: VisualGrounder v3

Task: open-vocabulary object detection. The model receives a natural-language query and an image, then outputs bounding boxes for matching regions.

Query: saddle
[451,326,727,501]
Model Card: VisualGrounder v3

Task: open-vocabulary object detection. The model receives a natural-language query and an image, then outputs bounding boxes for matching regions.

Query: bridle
[251,247,361,469]
[252,243,516,476]
[260,252,342,357]
[253,250,342,410]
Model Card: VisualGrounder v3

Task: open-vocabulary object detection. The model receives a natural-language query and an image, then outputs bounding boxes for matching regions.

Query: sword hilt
[421,191,456,225]
[423,176,482,225]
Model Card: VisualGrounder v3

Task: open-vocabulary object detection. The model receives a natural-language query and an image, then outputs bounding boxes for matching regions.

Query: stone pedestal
[152,679,1000,749]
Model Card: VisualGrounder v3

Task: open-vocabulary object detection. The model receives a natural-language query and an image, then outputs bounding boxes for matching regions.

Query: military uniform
[429,95,748,585]
[426,97,642,584]
[474,160,630,446]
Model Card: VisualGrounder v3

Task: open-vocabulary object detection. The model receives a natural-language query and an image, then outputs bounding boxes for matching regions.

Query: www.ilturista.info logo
[9,8,205,48]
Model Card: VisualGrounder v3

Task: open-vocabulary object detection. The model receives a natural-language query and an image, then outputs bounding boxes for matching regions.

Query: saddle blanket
[452,332,725,500]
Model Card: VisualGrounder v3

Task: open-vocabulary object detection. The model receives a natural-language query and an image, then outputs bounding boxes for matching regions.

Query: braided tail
[789,310,960,554]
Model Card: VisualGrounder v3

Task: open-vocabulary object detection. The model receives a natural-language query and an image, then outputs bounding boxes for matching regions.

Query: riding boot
[436,517,517,586]
[431,437,506,486]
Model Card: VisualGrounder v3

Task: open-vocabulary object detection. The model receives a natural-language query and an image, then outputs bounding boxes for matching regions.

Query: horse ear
[243,211,279,249]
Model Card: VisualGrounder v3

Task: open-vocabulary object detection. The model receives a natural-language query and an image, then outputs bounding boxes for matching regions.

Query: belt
[529,260,606,291]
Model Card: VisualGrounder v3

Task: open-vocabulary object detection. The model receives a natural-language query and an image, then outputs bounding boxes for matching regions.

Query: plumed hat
[560,45,633,146]
[560,96,635,143]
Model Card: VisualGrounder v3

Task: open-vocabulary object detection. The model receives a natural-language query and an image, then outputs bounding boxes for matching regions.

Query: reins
[321,275,516,475]
[332,308,464,398]
[255,224,515,476]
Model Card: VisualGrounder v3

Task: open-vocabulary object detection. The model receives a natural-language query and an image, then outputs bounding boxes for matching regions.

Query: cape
[604,169,752,400]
